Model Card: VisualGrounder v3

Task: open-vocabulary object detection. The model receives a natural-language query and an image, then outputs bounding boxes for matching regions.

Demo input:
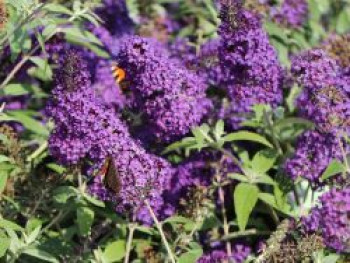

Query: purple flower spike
[47,50,173,225]
[197,243,251,263]
[218,0,283,128]
[116,36,212,142]
[271,0,308,28]
[303,188,350,252]
[284,130,343,185]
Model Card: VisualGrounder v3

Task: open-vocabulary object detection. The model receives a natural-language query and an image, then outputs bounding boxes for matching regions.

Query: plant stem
[263,110,283,156]
[29,189,48,217]
[337,135,350,177]
[218,147,241,169]
[144,200,176,263]
[26,141,48,162]
[124,224,136,263]
[40,209,70,234]
[303,182,311,203]
[293,186,300,207]
[215,164,232,258]
[220,229,271,241]
[266,204,279,226]
[8,249,18,263]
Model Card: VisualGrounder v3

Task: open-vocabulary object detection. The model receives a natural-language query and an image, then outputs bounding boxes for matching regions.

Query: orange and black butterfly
[99,156,121,195]
[111,62,129,91]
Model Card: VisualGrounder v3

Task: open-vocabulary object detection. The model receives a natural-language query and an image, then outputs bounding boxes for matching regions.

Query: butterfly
[111,62,130,91]
[99,156,121,195]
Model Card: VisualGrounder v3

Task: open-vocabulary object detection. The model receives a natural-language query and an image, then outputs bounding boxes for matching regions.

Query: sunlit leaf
[178,248,203,263]
[224,131,273,148]
[104,240,126,262]
[76,207,94,236]
[234,183,259,231]
[23,248,59,263]
[321,160,345,181]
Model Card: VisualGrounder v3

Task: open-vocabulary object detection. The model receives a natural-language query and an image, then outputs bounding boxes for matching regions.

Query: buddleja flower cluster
[303,188,350,252]
[245,0,308,28]
[116,36,212,142]
[39,0,350,259]
[218,0,283,128]
[198,243,251,263]
[270,0,308,28]
[284,49,350,185]
[46,50,173,224]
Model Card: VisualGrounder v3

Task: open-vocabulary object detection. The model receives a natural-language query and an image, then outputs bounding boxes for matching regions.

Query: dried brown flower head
[244,0,270,16]
[143,246,162,263]
[256,219,291,262]
[324,34,350,69]
[220,0,244,30]
[138,16,171,43]
[0,0,7,30]
[0,124,24,197]
[179,185,210,221]
[0,124,22,164]
[297,234,325,261]
[271,239,298,263]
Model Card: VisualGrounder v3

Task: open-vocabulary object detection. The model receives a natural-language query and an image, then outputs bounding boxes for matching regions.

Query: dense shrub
[0,0,349,262]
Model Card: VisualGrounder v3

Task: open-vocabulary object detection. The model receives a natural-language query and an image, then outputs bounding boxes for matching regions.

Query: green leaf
[163,216,195,226]
[178,248,203,263]
[45,163,66,175]
[336,7,350,34]
[81,13,101,26]
[192,124,212,145]
[0,218,24,231]
[258,192,292,216]
[0,172,8,194]
[273,185,286,209]
[42,24,57,39]
[2,83,30,96]
[23,248,59,263]
[26,218,42,234]
[228,173,249,183]
[35,30,47,56]
[76,207,94,236]
[83,193,106,208]
[28,57,53,81]
[63,27,103,46]
[43,3,73,15]
[251,150,277,174]
[162,137,197,154]
[83,42,110,58]
[26,225,41,244]
[103,240,126,262]
[200,215,220,231]
[321,254,340,263]
[53,186,78,204]
[224,131,273,148]
[0,237,10,257]
[213,120,225,141]
[5,111,48,136]
[272,39,290,66]
[264,21,289,43]
[234,183,259,231]
[253,174,276,186]
[274,117,313,131]
[321,160,345,181]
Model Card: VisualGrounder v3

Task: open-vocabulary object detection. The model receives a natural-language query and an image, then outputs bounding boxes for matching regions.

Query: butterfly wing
[111,64,126,84]
[104,158,121,195]
[99,157,110,176]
